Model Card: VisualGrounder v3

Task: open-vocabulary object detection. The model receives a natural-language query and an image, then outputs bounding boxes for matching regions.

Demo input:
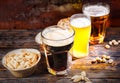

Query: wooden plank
[0,56,120,78]
[0,27,120,83]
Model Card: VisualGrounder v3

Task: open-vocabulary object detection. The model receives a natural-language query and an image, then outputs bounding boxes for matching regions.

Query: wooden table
[0,27,120,83]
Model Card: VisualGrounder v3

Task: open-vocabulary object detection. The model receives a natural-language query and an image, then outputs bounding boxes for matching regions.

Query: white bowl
[2,48,41,77]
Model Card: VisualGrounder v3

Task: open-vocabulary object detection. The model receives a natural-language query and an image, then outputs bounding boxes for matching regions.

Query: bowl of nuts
[2,48,41,77]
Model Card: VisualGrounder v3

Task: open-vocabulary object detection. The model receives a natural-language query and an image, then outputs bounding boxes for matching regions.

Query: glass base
[47,68,68,76]
[46,52,72,76]
[90,36,104,45]
[70,50,88,59]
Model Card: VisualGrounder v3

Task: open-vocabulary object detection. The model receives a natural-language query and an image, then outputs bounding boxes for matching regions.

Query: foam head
[83,4,110,17]
[41,25,74,47]
[70,14,91,28]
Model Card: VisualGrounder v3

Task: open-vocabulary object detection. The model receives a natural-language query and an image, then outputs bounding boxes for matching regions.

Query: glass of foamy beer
[69,14,91,58]
[41,25,74,75]
[83,2,110,44]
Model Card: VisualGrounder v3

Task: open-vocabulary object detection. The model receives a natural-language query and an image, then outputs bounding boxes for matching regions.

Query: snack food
[71,71,92,83]
[105,39,120,49]
[105,44,110,49]
[91,55,113,64]
[57,17,70,29]
[2,48,41,77]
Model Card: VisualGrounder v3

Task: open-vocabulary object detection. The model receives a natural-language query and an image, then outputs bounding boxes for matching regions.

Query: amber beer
[41,25,74,75]
[70,14,91,58]
[83,3,110,44]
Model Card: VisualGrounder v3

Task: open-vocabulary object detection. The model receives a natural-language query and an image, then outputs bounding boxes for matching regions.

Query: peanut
[105,44,110,49]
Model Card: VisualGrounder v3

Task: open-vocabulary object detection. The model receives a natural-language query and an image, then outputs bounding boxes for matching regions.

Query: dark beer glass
[41,25,74,75]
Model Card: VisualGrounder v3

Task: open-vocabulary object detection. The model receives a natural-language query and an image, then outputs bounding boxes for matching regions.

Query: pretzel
[57,17,70,29]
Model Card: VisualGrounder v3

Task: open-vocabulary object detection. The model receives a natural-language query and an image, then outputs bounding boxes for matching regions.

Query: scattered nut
[118,40,120,43]
[71,71,92,83]
[91,55,113,64]
[91,58,96,64]
[73,75,83,82]
[111,40,117,43]
[105,44,110,49]
[81,71,86,77]
[71,75,80,80]
[85,81,92,83]
[106,56,111,60]
[84,77,91,82]
[101,55,107,59]
[96,57,102,63]
[105,39,119,49]
[109,41,113,46]
[101,58,106,63]
[108,59,114,64]
[113,41,119,46]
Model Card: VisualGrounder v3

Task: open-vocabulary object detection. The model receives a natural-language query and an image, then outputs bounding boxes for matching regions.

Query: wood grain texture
[0,27,120,83]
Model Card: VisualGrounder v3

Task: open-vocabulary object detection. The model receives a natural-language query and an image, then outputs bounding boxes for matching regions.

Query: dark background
[0,0,119,29]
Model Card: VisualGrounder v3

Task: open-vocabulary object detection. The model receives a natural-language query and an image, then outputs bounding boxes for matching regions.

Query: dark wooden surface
[0,27,120,83]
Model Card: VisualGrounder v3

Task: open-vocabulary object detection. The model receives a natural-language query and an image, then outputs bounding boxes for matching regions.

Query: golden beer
[83,3,110,44]
[70,14,91,58]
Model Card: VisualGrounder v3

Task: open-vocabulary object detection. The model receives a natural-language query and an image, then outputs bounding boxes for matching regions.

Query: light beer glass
[70,14,91,58]
[41,25,74,75]
[83,2,110,44]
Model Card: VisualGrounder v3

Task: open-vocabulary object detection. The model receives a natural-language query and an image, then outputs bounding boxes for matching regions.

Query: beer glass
[83,2,110,44]
[40,25,74,75]
[69,14,91,58]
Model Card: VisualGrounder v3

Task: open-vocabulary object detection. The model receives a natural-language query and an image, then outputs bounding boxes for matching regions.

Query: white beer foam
[83,5,109,17]
[42,27,74,47]
[70,18,90,28]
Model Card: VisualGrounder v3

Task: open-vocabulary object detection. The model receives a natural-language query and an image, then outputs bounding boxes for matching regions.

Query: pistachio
[71,71,92,83]
[81,71,86,77]
[118,40,120,44]
[96,57,102,63]
[109,41,113,46]
[101,55,107,59]
[111,40,117,43]
[71,75,80,80]
[91,58,96,64]
[108,59,114,64]
[73,75,83,82]
[84,77,91,82]
[113,41,119,46]
[101,58,106,63]
[105,44,110,49]
[106,56,111,60]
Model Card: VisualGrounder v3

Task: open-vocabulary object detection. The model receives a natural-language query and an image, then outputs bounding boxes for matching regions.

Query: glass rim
[70,13,91,20]
[41,25,75,41]
[82,2,110,12]
[69,13,91,27]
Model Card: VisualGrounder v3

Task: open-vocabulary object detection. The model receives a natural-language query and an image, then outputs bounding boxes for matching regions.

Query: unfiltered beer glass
[69,14,91,58]
[83,2,110,44]
[41,25,74,75]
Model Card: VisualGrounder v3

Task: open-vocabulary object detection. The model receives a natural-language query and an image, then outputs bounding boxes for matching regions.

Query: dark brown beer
[41,25,74,75]
[43,42,73,71]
